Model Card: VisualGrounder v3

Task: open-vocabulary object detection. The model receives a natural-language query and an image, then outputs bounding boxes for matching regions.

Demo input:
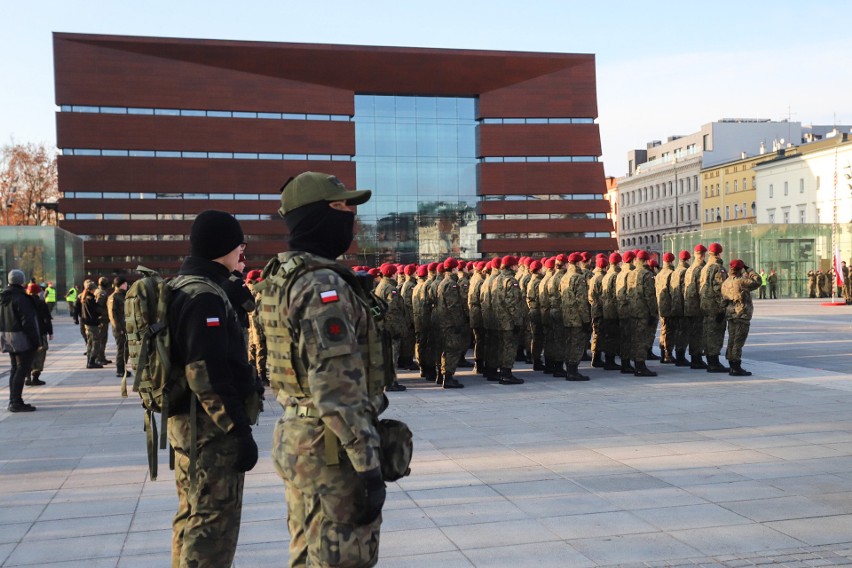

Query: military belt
[284,404,321,419]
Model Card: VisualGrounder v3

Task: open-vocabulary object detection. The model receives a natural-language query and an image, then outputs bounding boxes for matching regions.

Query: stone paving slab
[3,300,852,566]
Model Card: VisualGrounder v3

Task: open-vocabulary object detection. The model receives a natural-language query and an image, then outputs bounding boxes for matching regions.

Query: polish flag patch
[320,290,339,304]
[206,317,221,327]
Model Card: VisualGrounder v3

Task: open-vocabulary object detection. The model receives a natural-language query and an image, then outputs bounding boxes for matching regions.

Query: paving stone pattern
[2,299,852,566]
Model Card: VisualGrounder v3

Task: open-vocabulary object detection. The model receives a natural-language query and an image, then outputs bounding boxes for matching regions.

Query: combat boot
[620,359,636,374]
[86,358,104,369]
[706,355,729,373]
[690,355,708,370]
[498,367,524,385]
[634,360,658,377]
[552,361,568,378]
[729,360,752,376]
[674,349,690,367]
[485,367,500,381]
[603,353,621,371]
[646,348,660,361]
[543,359,555,375]
[532,358,545,371]
[25,371,46,386]
[565,362,590,381]
[442,373,464,389]
[387,381,407,392]
[591,352,604,368]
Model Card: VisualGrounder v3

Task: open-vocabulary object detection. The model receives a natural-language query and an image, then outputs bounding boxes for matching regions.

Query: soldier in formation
[700,243,729,373]
[722,259,761,376]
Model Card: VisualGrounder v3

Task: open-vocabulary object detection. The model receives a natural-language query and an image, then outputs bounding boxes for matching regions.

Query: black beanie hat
[190,210,245,260]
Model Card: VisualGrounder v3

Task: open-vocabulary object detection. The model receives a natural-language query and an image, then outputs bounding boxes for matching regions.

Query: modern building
[0,226,84,300]
[53,33,615,274]
[700,153,766,228]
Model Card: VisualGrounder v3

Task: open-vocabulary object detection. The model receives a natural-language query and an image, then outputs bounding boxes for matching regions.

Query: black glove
[647,316,656,327]
[715,312,725,323]
[230,425,259,472]
[357,468,386,525]
[512,325,521,335]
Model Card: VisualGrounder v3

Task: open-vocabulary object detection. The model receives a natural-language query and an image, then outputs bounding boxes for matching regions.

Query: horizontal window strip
[60,105,352,122]
[65,213,277,221]
[63,192,281,201]
[481,194,603,201]
[480,156,598,163]
[479,118,595,125]
[61,149,352,161]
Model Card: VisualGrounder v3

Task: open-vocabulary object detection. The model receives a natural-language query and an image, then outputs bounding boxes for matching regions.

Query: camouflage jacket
[468,271,485,329]
[615,264,634,319]
[538,268,554,324]
[655,263,675,318]
[669,260,689,317]
[699,256,727,315]
[722,270,761,321]
[626,262,658,319]
[588,266,606,320]
[526,272,544,324]
[248,288,265,345]
[107,289,126,331]
[436,273,467,328]
[518,268,531,296]
[601,265,621,320]
[94,285,110,324]
[560,265,591,327]
[491,268,523,330]
[400,275,416,331]
[374,276,406,337]
[457,272,471,321]
[683,258,706,317]
[480,271,498,330]
[411,277,433,334]
[547,267,566,326]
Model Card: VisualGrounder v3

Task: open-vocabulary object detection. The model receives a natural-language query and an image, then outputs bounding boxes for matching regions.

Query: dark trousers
[758,286,766,299]
[8,350,36,404]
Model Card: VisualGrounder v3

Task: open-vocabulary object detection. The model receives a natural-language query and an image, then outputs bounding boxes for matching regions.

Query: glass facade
[0,226,84,300]
[352,95,478,265]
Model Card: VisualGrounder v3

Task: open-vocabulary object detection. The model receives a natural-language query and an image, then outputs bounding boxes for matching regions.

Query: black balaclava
[285,201,355,260]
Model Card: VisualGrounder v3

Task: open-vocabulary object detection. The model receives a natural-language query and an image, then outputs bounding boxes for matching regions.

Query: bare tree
[0,142,59,226]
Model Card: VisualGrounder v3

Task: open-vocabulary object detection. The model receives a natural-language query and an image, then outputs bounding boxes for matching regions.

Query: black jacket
[31,294,53,337]
[168,256,256,431]
[0,284,41,352]
[80,293,100,326]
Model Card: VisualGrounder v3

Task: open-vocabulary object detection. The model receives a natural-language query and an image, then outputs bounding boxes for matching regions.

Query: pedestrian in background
[25,282,52,386]
[65,284,78,320]
[44,282,57,314]
[768,269,778,299]
[758,269,767,299]
[107,276,130,379]
[1,270,41,412]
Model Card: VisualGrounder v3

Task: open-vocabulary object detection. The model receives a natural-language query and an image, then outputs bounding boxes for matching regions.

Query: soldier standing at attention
[468,261,486,374]
[374,264,407,392]
[491,256,524,385]
[412,265,437,383]
[600,253,622,371]
[435,258,466,388]
[655,252,676,364]
[768,268,778,299]
[615,250,636,374]
[398,264,417,370]
[94,276,112,366]
[627,250,658,377]
[547,254,569,378]
[722,259,761,376]
[525,260,545,371]
[245,270,269,385]
[670,250,691,366]
[456,261,474,369]
[538,257,556,373]
[684,244,708,369]
[587,254,607,368]
[480,258,501,381]
[168,210,260,568]
[515,258,532,363]
[561,252,591,381]
[700,242,729,373]
[807,269,817,298]
[265,173,388,567]
[107,276,131,379]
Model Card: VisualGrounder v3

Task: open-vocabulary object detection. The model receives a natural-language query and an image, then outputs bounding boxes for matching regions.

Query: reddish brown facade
[54,33,615,274]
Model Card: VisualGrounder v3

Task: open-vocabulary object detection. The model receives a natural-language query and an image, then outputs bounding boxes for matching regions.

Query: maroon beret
[679,250,691,261]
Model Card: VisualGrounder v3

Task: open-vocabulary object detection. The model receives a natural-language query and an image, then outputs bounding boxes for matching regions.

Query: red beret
[709,242,723,254]
[581,252,590,262]
[596,257,609,269]
[636,250,651,261]
[730,259,745,270]
[596,253,606,258]
[649,260,659,268]
[662,252,675,263]
[568,252,582,263]
[246,269,263,281]
[416,265,428,277]
[679,250,691,261]
[529,260,542,272]
[368,268,379,277]
[436,264,446,274]
[622,250,636,262]
[694,244,707,253]
[404,264,416,275]
[609,252,622,264]
[427,262,439,271]
[380,264,397,277]
[543,258,555,268]
[466,261,476,270]
[501,255,517,268]
[443,257,459,270]
[27,283,42,295]
[555,253,568,264]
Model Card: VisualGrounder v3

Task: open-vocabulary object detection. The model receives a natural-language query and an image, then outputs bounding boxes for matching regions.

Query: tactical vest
[257,252,392,408]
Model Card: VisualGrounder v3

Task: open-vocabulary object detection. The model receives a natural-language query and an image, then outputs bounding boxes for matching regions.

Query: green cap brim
[325,189,372,206]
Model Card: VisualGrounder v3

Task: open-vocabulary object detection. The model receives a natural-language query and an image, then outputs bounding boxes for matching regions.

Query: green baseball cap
[278,171,372,216]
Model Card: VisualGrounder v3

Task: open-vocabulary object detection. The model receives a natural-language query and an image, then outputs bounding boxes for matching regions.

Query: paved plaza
[2,299,852,567]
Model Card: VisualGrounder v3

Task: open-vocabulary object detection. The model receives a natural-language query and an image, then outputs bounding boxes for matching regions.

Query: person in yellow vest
[65,284,78,321]
[44,282,57,314]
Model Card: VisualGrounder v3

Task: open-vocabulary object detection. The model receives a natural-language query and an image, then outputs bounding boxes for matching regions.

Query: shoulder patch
[320,290,339,304]
[323,316,347,342]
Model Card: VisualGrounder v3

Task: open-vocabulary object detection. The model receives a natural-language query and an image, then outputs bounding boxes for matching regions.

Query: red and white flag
[206,317,220,327]
[320,290,339,304]
[835,245,845,287]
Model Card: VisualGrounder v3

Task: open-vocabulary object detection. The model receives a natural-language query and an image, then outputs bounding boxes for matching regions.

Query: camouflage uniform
[807,270,817,298]
[546,264,568,372]
[699,255,727,362]
[436,271,467,383]
[247,287,268,383]
[94,280,110,363]
[560,263,591,376]
[480,267,499,379]
[491,266,524,382]
[587,265,606,359]
[654,260,675,360]
[722,269,761,364]
[516,265,531,359]
[412,274,436,381]
[456,268,472,365]
[374,275,405,368]
[264,252,385,568]
[107,286,129,376]
[626,259,658,367]
[538,266,555,370]
[468,268,485,370]
[683,256,706,364]
[399,273,417,368]
[525,270,545,367]
[615,262,635,367]
[600,263,621,364]
[669,259,689,362]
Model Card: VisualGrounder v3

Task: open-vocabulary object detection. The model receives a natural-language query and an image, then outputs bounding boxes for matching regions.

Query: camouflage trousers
[31,340,48,373]
[79,318,86,342]
[497,329,518,368]
[549,314,567,361]
[617,317,634,359]
[472,327,484,363]
[85,325,98,361]
[725,319,750,361]
[113,330,128,373]
[600,318,620,356]
[702,315,726,357]
[564,326,587,364]
[95,321,109,361]
[590,317,602,353]
[248,336,268,380]
[529,319,544,362]
[415,330,435,371]
[683,316,704,357]
[440,326,467,375]
[400,326,415,364]
[482,327,499,371]
[659,317,677,354]
[168,411,245,568]
[630,318,656,361]
[519,312,530,354]
[272,415,381,568]
[671,316,688,351]
[540,322,553,361]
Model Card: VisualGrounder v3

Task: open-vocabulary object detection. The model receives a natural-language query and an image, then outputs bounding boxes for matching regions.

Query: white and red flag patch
[206,317,221,327]
[320,290,339,304]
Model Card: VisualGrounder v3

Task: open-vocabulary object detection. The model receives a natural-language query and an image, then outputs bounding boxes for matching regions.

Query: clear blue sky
[2,0,850,177]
